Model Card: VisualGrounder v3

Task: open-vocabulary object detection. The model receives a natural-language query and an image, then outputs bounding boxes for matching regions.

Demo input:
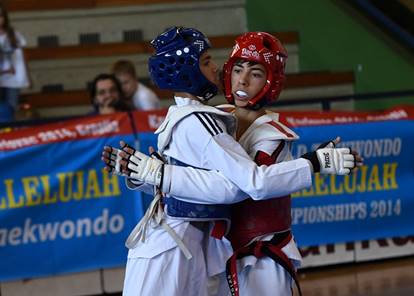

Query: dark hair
[89,73,133,112]
[234,59,260,67]
[111,60,137,78]
[0,3,18,48]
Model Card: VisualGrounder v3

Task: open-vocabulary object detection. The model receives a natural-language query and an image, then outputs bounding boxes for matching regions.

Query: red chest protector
[227,141,292,250]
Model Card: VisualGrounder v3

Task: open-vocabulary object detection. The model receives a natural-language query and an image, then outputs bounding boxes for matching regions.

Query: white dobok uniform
[234,111,302,296]
[122,97,312,296]
[165,108,304,295]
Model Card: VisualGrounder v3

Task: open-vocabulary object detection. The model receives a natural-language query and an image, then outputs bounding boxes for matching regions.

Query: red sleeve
[254,141,285,166]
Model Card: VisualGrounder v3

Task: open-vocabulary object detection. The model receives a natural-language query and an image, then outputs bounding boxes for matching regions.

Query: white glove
[102,144,164,187]
[126,150,164,187]
[316,148,355,175]
[301,147,356,175]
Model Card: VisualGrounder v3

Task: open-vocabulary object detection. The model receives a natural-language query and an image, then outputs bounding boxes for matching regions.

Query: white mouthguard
[236,90,248,98]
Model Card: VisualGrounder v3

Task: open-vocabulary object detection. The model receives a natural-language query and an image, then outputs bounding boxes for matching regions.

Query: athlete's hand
[101,145,124,176]
[301,146,363,175]
[317,136,341,149]
[316,147,358,175]
[118,141,164,187]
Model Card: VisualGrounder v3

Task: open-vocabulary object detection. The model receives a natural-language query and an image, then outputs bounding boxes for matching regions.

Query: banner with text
[0,111,164,281]
[276,106,414,247]
[290,118,414,247]
[1,106,413,280]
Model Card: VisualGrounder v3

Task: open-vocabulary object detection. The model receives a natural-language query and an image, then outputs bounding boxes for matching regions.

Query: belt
[226,231,302,296]
[189,221,209,232]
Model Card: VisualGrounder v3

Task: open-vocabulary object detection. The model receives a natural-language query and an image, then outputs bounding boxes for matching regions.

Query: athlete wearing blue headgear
[119,26,235,296]
[148,26,219,100]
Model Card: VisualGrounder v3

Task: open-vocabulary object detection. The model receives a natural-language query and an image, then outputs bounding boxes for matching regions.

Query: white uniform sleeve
[162,165,249,204]
[163,113,312,202]
[202,133,312,200]
[125,178,154,195]
[162,139,293,205]
[164,140,311,202]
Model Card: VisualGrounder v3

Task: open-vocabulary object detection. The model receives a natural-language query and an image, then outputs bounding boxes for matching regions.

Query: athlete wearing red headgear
[222,32,303,296]
[219,32,357,296]
[196,31,301,296]
[223,31,287,108]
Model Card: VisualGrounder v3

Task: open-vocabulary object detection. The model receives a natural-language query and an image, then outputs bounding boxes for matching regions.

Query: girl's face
[231,61,267,107]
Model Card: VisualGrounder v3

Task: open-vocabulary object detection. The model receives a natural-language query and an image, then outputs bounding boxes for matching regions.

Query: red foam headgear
[223,32,288,108]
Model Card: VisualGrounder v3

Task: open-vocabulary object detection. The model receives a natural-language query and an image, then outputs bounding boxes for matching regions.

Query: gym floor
[299,256,414,296]
[98,256,414,295]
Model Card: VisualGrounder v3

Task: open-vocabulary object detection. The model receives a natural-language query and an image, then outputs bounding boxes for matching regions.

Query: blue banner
[0,135,146,281]
[1,108,413,281]
[0,112,163,281]
[290,119,414,246]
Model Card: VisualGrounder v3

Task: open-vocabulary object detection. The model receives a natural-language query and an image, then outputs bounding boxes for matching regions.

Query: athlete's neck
[235,107,266,140]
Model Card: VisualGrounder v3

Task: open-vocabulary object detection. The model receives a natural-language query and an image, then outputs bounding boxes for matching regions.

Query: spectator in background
[89,73,133,115]
[111,59,161,110]
[0,2,30,122]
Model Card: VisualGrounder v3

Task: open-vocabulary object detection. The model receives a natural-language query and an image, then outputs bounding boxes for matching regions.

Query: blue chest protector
[163,157,231,223]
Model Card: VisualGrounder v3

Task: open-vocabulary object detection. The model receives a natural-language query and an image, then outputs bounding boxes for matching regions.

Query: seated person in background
[111,59,161,110]
[89,73,134,115]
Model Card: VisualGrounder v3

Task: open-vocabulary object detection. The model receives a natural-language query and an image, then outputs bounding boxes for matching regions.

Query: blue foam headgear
[148,27,218,100]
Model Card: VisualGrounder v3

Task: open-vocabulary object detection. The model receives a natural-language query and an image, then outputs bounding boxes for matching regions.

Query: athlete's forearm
[162,165,249,204]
